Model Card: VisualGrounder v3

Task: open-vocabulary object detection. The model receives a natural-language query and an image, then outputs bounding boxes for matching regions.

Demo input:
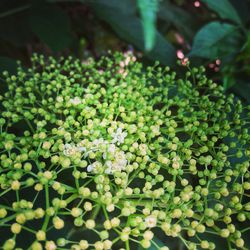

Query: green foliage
[29,3,74,51]
[158,0,197,41]
[0,53,250,250]
[0,10,31,46]
[90,0,175,65]
[200,0,242,24]
[188,0,250,95]
[137,0,158,51]
[190,22,242,60]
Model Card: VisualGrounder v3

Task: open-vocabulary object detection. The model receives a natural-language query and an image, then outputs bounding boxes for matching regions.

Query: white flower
[104,150,127,174]
[105,161,113,174]
[103,152,107,160]
[108,144,116,154]
[76,140,87,151]
[87,165,93,172]
[63,143,78,156]
[93,138,107,147]
[69,97,81,105]
[111,128,127,145]
[87,161,101,173]
[103,144,116,160]
[115,151,127,165]
[78,146,86,152]
[145,216,157,228]
[63,142,86,156]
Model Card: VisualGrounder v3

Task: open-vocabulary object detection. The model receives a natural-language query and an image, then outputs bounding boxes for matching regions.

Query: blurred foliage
[0,0,249,100]
[137,0,158,51]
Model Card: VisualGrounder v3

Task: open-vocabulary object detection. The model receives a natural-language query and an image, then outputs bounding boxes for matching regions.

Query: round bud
[45,241,57,250]
[85,219,95,229]
[79,240,89,250]
[36,230,46,241]
[53,217,64,229]
[11,223,21,234]
[71,207,83,217]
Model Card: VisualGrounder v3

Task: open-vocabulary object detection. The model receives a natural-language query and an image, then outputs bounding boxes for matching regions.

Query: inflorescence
[0,52,250,250]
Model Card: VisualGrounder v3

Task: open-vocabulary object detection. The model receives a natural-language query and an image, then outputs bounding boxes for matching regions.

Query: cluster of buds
[0,52,249,249]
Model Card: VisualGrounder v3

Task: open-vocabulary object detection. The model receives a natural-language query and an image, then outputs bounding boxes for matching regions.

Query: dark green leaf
[90,0,176,66]
[158,0,197,41]
[190,22,242,60]
[230,0,250,23]
[231,80,250,103]
[0,11,32,46]
[198,232,227,250]
[149,236,165,249]
[201,0,241,24]
[87,0,136,15]
[223,74,236,90]
[137,0,158,51]
[29,3,73,51]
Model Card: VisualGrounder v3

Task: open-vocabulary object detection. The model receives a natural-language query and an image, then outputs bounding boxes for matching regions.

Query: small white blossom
[103,144,116,160]
[69,97,81,105]
[78,146,86,152]
[145,216,157,228]
[108,144,116,154]
[63,143,78,156]
[87,165,94,172]
[105,150,127,174]
[93,138,108,147]
[87,161,102,173]
[111,128,127,145]
[105,161,113,174]
[63,143,86,156]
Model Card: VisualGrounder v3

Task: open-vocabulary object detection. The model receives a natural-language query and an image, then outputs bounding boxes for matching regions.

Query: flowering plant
[0,52,249,250]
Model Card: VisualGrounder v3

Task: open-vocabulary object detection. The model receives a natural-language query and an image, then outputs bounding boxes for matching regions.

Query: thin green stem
[42,183,50,231]
[25,119,35,133]
[0,188,11,197]
[125,240,130,250]
[0,214,17,226]
[90,205,101,220]
[66,193,79,204]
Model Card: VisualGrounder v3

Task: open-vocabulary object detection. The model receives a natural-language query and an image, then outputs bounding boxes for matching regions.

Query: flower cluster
[0,52,249,250]
[62,125,128,174]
